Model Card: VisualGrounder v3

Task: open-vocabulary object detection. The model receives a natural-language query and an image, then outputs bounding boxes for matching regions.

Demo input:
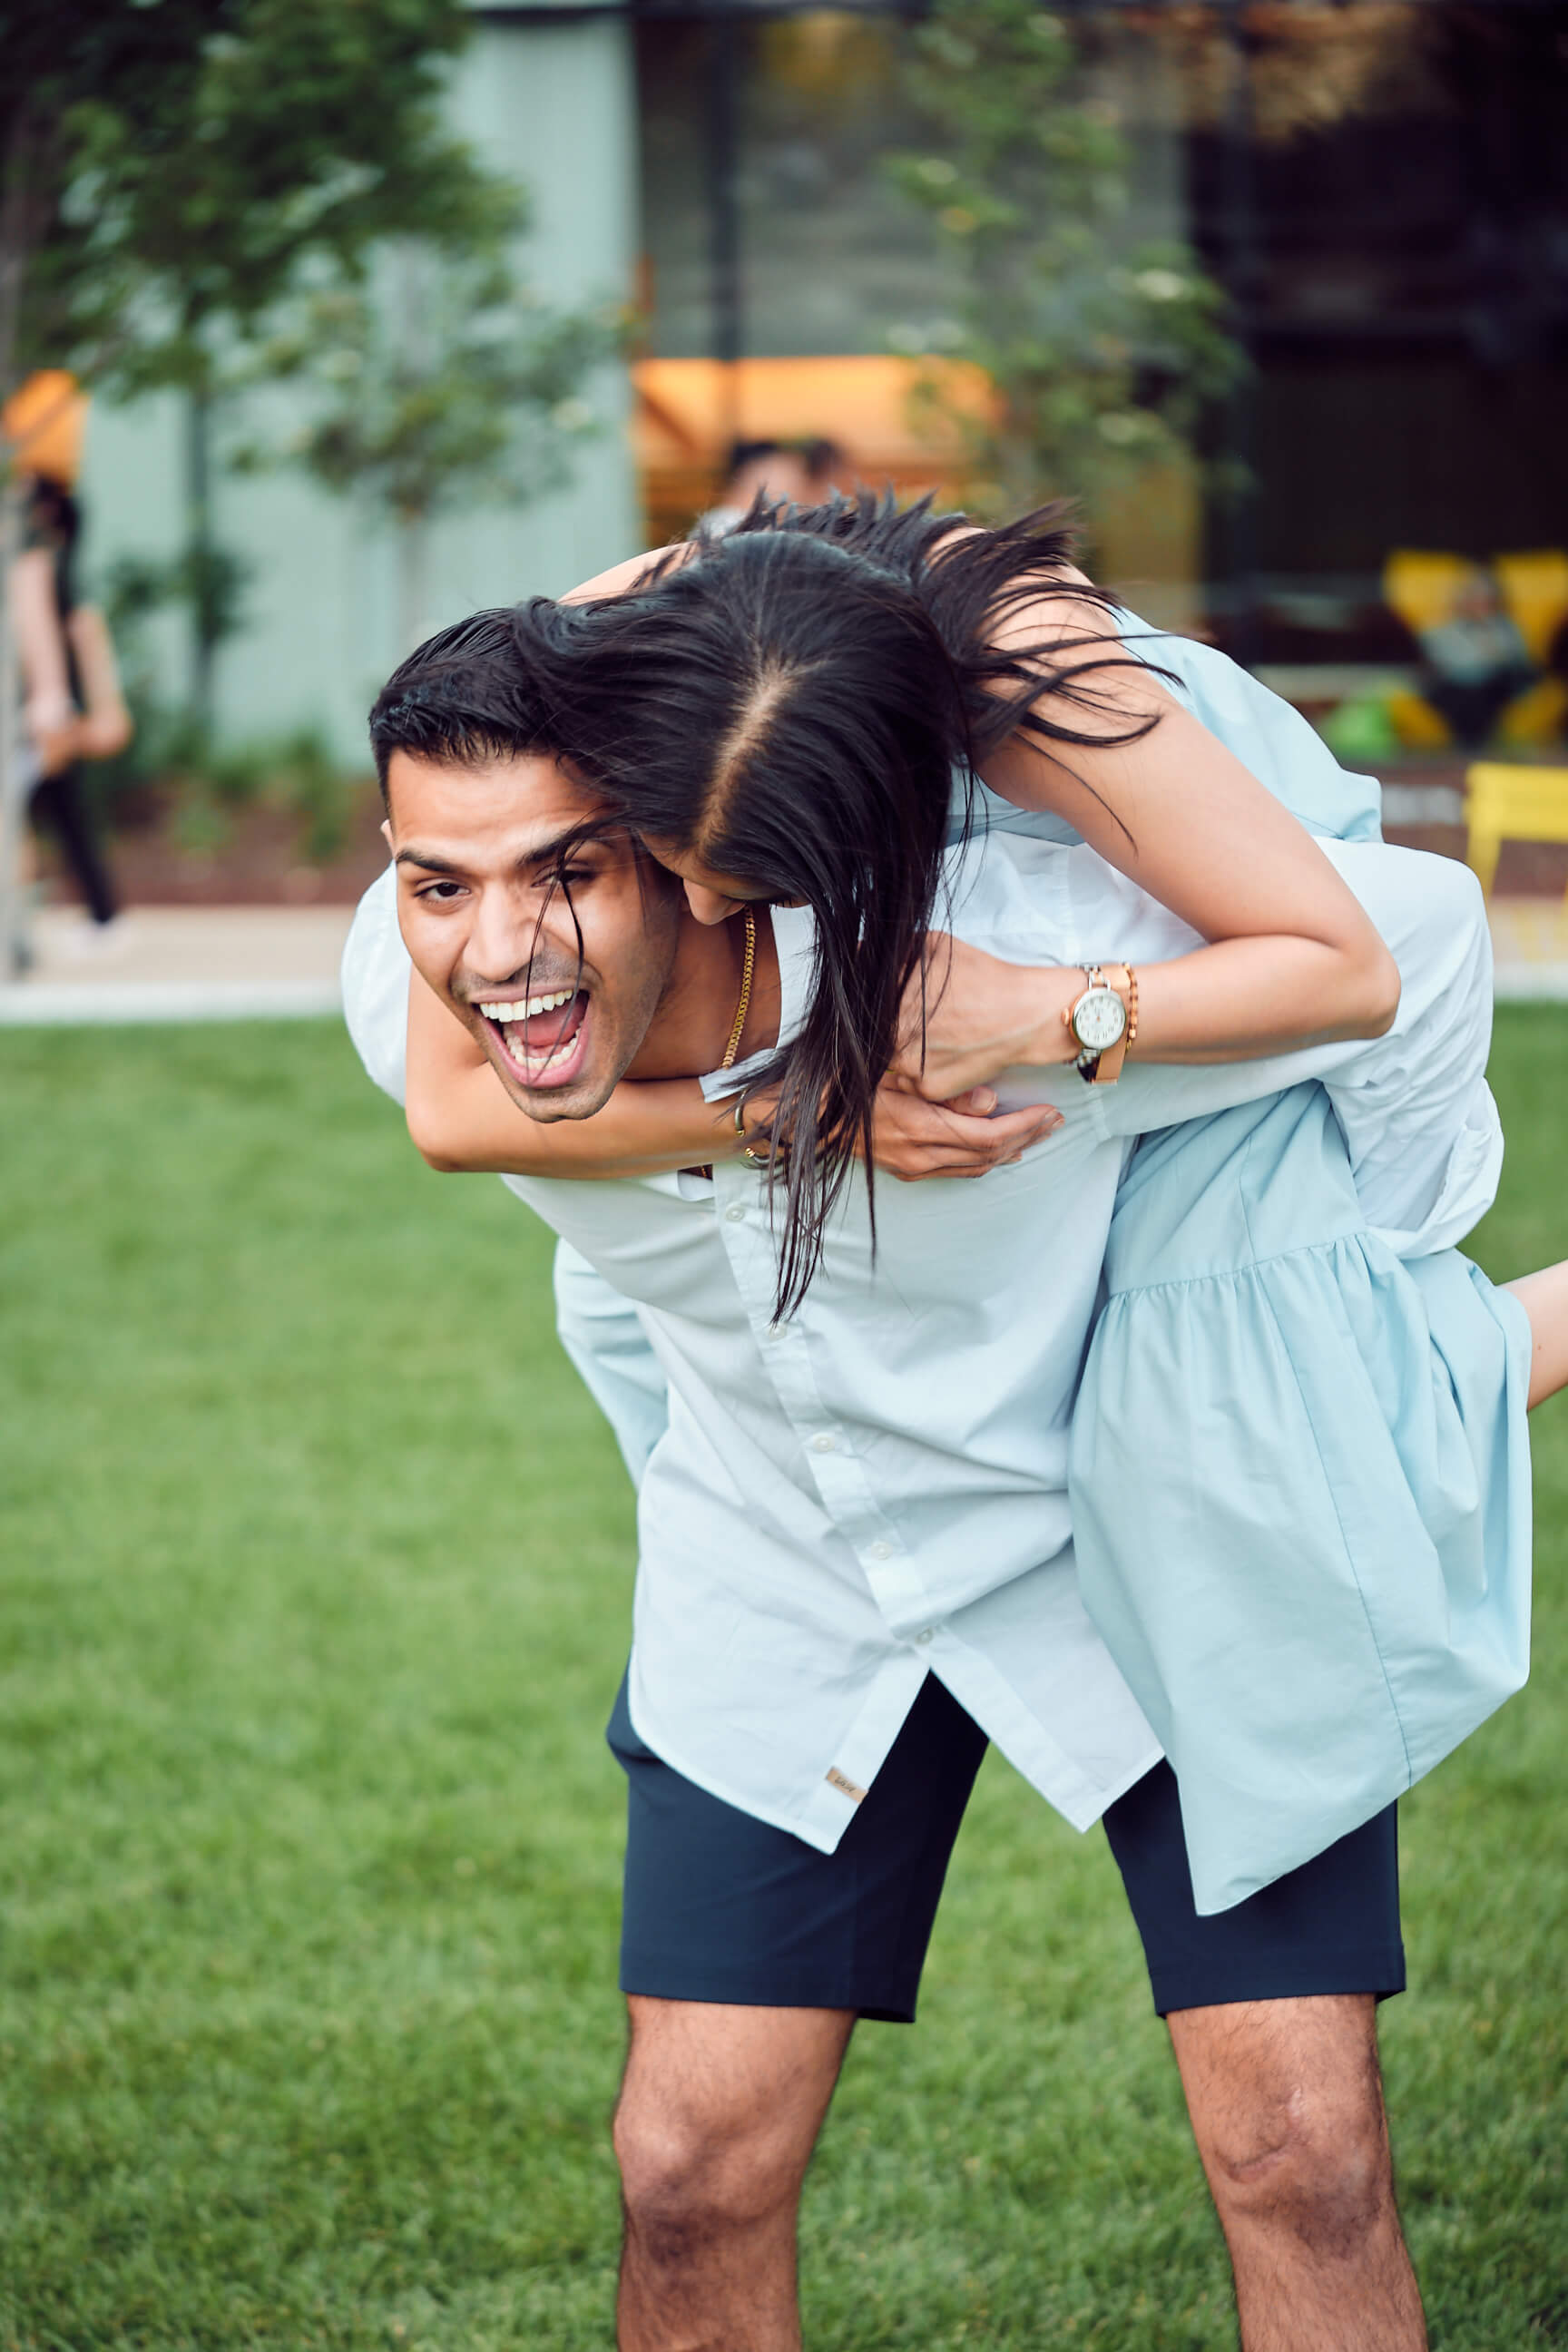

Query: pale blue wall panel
[79,11,638,767]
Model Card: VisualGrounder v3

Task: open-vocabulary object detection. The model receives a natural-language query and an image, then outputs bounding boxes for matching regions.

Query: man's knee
[613,2085,804,2262]
[1173,1995,1396,2256]
[1202,2077,1393,2254]
[612,1999,848,2265]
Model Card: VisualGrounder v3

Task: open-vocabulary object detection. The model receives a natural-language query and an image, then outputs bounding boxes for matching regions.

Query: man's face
[386,750,682,1122]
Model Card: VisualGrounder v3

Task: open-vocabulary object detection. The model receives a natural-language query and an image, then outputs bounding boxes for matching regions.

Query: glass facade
[631,1,1568,669]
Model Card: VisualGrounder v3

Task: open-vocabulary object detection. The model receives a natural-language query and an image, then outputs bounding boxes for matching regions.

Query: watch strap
[1086,963,1132,1083]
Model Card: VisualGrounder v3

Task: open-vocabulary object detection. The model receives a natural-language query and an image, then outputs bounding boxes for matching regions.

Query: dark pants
[30,766,118,925]
[612,1671,1405,2024]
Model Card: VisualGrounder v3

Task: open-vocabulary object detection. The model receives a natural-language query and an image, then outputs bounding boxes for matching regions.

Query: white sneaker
[55,913,133,963]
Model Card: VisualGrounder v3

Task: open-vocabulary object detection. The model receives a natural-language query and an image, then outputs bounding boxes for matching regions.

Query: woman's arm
[901,584,1401,1101]
[407,970,1059,1182]
[10,544,76,763]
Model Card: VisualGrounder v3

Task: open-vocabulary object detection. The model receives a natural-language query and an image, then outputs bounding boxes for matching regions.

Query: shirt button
[810,1433,837,1454]
[867,1541,893,1561]
[916,1628,935,1645]
[724,1203,747,1224]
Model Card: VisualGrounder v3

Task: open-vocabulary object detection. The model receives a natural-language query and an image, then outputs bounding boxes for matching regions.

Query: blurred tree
[887,0,1240,526]
[241,249,621,652]
[0,0,515,726]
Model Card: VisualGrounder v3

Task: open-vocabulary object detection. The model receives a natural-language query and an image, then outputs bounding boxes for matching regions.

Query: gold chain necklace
[719,906,757,1071]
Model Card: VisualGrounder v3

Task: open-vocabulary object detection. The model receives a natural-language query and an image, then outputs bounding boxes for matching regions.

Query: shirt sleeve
[340,864,411,1107]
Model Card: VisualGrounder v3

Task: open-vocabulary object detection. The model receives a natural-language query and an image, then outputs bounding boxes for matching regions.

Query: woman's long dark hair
[369,495,1163,1317]
[499,494,1162,1315]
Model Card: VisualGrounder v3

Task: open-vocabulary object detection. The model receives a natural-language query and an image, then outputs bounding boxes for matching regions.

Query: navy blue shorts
[610,1671,1406,2022]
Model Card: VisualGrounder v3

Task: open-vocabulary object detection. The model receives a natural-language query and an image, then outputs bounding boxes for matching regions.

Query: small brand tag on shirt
[826,1766,867,1803]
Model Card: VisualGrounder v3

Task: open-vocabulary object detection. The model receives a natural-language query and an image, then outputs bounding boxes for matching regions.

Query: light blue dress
[966,615,1533,1913]
[1070,1087,1530,1913]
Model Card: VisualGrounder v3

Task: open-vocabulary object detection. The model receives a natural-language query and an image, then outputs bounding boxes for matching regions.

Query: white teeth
[475,989,577,1022]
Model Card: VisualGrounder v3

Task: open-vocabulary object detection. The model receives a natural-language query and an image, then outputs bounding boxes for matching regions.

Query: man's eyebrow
[527,825,611,871]
[395,846,462,874]
[393,828,610,877]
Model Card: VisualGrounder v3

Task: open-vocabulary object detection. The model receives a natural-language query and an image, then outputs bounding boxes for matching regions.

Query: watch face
[1073,986,1127,1052]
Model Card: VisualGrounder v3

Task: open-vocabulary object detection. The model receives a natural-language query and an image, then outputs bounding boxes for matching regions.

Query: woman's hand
[864,1077,1062,1181]
[892,934,1082,1102]
[741,1068,1062,1181]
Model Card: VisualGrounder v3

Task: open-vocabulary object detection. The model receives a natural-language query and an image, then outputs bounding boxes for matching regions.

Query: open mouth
[475,986,592,1090]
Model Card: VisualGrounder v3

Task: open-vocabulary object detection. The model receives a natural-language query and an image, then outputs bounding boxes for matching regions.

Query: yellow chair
[1386,685,1453,750]
[1492,550,1568,666]
[1381,552,1474,747]
[1382,549,1475,640]
[1384,549,1568,750]
[1465,761,1568,898]
[1498,674,1568,749]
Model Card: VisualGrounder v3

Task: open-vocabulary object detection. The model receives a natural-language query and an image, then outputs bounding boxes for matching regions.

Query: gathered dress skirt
[1068,1082,1534,1916]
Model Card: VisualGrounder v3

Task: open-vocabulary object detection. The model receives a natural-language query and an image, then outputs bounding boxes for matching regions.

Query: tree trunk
[186,385,216,737]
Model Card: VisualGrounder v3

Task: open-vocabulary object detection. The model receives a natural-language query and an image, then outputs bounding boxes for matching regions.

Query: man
[695,437,809,536]
[343,673,1487,2349]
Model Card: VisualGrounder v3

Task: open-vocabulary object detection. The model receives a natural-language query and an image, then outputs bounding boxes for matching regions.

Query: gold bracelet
[733,1095,769,1169]
[1125,965,1138,1052]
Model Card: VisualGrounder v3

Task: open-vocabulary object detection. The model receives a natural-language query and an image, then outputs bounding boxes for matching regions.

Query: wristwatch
[1063,964,1134,1084]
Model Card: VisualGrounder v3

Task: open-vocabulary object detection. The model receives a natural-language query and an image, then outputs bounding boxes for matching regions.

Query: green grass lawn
[2,1012,1564,2350]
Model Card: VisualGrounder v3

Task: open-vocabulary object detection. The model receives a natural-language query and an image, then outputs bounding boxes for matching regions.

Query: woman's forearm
[409,1052,740,1180]
[405,967,741,1178]
[411,1060,741,1178]
[11,546,74,740]
[1080,933,1399,1065]
[911,929,1399,1099]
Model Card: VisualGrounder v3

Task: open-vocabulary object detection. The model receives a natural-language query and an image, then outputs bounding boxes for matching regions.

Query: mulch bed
[34,767,1568,908]
[39,789,391,908]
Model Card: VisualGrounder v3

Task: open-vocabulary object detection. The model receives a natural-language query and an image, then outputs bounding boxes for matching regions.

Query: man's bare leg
[1169,1993,1425,2352]
[613,1995,854,2352]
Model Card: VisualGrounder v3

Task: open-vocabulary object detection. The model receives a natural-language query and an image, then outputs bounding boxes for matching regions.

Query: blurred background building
[69,1,1568,750]
[7,0,1568,929]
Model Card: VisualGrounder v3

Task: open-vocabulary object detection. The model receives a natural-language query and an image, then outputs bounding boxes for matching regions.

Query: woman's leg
[1506,1261,1568,1409]
[29,767,119,926]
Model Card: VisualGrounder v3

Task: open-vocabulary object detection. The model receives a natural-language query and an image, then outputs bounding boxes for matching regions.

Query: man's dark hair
[368,608,565,801]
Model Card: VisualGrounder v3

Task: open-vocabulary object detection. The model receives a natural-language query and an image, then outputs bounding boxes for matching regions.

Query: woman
[12,472,132,945]
[390,495,1566,1911]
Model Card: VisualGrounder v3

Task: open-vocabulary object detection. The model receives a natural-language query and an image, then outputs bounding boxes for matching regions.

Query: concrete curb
[0,982,343,1025]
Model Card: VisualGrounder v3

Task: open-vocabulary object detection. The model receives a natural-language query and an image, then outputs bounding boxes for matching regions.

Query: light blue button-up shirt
[344,824,1501,1868]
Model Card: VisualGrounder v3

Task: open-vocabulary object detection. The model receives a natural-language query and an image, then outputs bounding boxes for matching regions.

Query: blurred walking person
[5,372,132,969]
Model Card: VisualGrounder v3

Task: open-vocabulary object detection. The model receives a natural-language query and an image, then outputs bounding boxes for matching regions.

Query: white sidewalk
[0,905,356,1024]
[0,894,1565,1025]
